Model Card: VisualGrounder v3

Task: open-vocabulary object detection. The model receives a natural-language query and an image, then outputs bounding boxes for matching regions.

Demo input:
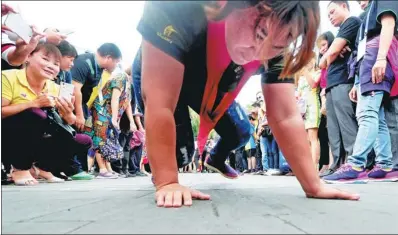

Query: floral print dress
[297,76,321,129]
[84,72,131,155]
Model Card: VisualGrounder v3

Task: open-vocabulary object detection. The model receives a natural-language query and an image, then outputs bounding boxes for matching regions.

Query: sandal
[11,168,39,186]
[96,172,118,179]
[33,166,65,183]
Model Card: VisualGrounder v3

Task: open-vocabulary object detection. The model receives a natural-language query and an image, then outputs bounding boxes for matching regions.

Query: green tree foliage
[190,108,217,140]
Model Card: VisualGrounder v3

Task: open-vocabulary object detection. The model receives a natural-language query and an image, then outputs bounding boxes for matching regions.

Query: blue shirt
[248,124,256,150]
[56,70,72,84]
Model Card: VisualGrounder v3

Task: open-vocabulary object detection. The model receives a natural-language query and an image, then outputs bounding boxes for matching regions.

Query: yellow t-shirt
[2,69,60,105]
[86,70,111,109]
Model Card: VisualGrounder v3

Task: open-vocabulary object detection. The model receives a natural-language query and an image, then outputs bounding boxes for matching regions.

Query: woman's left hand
[55,97,75,124]
[130,122,137,132]
[306,184,360,201]
[372,59,387,84]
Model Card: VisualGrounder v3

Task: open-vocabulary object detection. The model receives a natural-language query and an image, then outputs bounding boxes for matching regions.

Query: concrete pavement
[2,174,398,234]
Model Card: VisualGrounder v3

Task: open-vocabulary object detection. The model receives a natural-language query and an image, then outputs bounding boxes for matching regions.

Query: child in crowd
[245,115,258,174]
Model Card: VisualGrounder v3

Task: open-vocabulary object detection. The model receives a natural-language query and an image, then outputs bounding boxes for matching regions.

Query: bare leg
[12,169,38,185]
[251,157,256,171]
[95,152,108,173]
[105,161,113,172]
[329,148,334,168]
[87,157,95,171]
[247,154,252,171]
[308,128,320,171]
[35,167,57,180]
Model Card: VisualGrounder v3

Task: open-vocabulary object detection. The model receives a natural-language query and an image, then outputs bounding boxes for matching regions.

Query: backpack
[86,57,112,109]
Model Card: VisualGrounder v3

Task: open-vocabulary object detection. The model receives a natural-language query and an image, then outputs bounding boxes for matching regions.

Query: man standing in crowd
[72,43,122,131]
[319,0,362,177]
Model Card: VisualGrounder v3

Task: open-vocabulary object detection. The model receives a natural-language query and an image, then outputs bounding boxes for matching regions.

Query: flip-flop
[45,177,65,183]
[14,178,39,186]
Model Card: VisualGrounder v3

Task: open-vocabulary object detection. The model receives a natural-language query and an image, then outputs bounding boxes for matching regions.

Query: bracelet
[376,58,387,61]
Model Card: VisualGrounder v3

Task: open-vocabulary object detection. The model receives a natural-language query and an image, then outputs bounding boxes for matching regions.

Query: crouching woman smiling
[1,43,91,186]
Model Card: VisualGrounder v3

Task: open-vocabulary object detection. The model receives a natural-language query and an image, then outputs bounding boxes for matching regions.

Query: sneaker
[70,172,94,181]
[253,170,263,175]
[135,171,147,177]
[319,169,335,178]
[367,166,397,182]
[126,172,137,178]
[323,164,368,184]
[386,170,398,182]
[204,156,239,179]
[88,168,97,176]
[117,172,127,178]
[268,169,282,176]
[96,172,118,179]
[285,171,295,176]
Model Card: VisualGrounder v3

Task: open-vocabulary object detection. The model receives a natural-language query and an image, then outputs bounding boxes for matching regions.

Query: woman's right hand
[320,104,327,116]
[349,86,358,103]
[31,94,55,108]
[111,117,120,130]
[155,183,211,208]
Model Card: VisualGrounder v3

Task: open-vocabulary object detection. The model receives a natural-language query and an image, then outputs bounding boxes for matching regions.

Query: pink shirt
[389,37,398,97]
[197,20,261,154]
[320,69,327,89]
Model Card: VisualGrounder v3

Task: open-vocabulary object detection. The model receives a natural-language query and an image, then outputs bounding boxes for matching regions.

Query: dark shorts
[246,149,256,158]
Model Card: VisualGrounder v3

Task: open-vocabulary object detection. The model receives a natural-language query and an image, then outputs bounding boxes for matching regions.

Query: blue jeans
[260,137,278,170]
[385,98,398,170]
[278,150,290,173]
[347,85,393,169]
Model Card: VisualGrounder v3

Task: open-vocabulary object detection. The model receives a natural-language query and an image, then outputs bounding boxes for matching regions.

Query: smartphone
[59,29,74,36]
[58,82,75,103]
[3,13,32,44]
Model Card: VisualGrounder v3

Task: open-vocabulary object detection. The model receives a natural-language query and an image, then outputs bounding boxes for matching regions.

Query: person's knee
[75,134,93,148]
[27,108,48,121]
[357,109,378,125]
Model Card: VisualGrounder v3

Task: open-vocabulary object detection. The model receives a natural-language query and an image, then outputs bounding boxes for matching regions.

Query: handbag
[130,130,145,149]
[99,124,124,161]
[44,108,76,139]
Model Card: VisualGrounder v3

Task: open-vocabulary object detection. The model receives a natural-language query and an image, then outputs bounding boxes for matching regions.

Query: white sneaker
[267,169,282,176]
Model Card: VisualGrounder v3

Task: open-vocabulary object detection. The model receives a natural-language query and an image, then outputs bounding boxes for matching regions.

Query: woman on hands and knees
[134,1,360,207]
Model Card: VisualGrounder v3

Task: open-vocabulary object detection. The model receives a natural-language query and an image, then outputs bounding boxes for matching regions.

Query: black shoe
[319,169,334,178]
[54,172,73,181]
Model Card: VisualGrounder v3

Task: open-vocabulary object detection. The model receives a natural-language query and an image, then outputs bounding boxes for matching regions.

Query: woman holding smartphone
[1,43,92,185]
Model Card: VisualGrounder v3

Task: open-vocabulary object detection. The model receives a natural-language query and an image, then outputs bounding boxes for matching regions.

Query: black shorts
[246,149,256,158]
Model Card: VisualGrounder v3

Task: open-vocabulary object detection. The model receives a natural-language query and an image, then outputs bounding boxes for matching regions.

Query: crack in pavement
[273,215,309,234]
[65,221,95,234]
[15,192,153,223]
[211,202,220,217]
